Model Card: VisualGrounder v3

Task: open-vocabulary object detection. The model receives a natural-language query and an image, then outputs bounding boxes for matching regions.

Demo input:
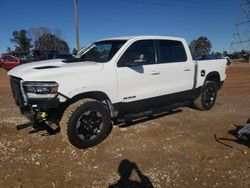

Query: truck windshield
[68,40,127,63]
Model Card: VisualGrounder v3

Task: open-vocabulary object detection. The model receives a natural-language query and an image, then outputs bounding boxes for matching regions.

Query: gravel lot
[0,63,250,188]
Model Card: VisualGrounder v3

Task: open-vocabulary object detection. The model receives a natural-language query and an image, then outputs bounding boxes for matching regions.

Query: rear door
[154,40,194,102]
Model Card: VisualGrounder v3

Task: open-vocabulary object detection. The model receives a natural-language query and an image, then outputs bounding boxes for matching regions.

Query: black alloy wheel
[193,81,218,110]
[201,81,218,110]
[61,99,111,149]
[76,110,103,141]
[203,86,216,108]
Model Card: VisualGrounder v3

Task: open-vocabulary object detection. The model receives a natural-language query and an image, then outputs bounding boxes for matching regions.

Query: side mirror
[134,54,146,63]
[122,54,146,67]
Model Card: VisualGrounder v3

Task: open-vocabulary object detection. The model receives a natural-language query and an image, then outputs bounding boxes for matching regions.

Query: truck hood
[8,59,104,81]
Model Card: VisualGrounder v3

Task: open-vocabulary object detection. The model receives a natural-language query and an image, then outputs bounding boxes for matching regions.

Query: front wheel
[60,98,111,149]
[193,81,218,110]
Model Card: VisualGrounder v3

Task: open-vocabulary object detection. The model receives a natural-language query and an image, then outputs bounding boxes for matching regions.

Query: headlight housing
[23,81,59,98]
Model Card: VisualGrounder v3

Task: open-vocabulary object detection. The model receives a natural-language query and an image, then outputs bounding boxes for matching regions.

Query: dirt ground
[0,63,250,188]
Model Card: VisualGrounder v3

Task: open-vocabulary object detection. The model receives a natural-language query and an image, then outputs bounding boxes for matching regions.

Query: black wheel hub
[204,87,215,107]
[76,110,103,140]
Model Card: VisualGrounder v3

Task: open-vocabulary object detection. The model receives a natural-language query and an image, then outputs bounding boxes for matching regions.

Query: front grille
[10,77,24,106]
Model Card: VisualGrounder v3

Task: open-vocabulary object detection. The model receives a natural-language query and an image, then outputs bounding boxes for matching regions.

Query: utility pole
[74,0,80,51]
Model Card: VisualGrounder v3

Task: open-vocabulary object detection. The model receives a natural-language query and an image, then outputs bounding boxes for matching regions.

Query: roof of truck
[98,35,185,42]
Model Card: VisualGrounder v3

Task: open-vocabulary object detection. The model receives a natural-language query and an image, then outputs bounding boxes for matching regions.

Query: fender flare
[203,71,220,86]
[67,91,116,117]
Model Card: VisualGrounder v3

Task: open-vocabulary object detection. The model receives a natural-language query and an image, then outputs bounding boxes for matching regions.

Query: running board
[122,101,191,122]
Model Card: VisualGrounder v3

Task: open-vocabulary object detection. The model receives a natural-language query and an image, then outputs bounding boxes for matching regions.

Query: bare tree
[28,27,50,43]
[34,33,69,53]
[52,28,62,38]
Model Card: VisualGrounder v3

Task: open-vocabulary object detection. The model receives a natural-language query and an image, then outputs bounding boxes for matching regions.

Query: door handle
[184,68,191,71]
[150,70,160,75]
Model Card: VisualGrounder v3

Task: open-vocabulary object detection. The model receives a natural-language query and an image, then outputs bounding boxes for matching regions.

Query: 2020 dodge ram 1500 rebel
[8,36,227,149]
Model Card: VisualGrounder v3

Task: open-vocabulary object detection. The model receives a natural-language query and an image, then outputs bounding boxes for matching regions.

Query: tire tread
[60,98,95,145]
[193,81,218,111]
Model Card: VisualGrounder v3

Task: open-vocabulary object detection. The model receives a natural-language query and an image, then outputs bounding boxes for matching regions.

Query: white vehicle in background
[8,36,227,149]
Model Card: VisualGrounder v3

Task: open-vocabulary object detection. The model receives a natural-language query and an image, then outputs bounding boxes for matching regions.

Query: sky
[0,0,241,53]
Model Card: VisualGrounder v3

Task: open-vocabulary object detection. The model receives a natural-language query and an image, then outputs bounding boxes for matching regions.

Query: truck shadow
[215,124,250,148]
[16,122,60,136]
[108,159,154,188]
[117,109,182,128]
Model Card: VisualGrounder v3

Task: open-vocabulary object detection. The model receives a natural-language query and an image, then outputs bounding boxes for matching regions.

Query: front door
[116,40,160,112]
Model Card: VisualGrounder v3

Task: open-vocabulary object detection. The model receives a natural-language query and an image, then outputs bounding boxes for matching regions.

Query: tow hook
[35,112,59,132]
[31,112,48,129]
[35,112,48,125]
[41,112,48,120]
[36,112,48,122]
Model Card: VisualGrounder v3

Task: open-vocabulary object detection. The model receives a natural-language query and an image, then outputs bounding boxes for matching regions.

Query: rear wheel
[60,98,111,149]
[193,81,218,110]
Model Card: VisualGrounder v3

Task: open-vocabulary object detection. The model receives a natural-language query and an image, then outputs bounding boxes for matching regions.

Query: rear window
[157,40,187,63]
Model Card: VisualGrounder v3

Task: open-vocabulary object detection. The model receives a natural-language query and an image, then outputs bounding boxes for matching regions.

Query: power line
[118,0,238,12]
[230,0,250,53]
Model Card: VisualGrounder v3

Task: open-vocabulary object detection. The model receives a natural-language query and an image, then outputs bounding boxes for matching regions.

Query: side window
[157,40,187,63]
[118,40,155,67]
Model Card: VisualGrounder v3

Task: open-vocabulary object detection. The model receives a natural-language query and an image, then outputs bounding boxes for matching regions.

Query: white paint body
[8,36,227,104]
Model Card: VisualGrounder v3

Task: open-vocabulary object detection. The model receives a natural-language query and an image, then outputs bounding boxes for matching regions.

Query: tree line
[7,27,77,55]
[7,28,227,59]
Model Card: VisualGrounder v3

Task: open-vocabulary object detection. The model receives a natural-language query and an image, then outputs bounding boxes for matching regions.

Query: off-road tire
[60,98,111,149]
[193,81,218,110]
[247,118,250,124]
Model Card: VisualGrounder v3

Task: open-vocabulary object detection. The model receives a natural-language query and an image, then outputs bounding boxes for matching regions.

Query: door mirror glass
[123,54,147,66]
[134,54,146,63]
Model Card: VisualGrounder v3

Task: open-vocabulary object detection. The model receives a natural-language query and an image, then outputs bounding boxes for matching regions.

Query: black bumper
[10,76,60,113]
[28,98,60,111]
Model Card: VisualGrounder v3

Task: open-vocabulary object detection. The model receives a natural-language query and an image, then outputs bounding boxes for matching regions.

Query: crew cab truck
[8,36,227,149]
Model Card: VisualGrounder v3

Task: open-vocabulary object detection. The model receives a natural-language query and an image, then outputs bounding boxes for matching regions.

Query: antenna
[230,0,250,54]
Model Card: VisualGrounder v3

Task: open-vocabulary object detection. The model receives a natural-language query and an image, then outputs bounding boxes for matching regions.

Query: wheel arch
[204,71,220,86]
[66,91,116,117]
[192,71,221,101]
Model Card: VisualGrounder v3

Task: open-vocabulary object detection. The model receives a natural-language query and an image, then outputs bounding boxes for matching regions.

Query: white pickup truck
[8,36,227,149]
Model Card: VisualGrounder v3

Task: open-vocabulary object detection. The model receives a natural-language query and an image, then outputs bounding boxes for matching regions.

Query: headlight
[23,81,59,98]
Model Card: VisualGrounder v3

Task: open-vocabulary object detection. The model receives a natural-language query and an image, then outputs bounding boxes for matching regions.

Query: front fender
[63,86,117,104]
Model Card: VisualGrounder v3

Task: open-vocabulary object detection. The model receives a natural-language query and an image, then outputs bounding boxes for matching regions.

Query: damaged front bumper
[10,76,60,125]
